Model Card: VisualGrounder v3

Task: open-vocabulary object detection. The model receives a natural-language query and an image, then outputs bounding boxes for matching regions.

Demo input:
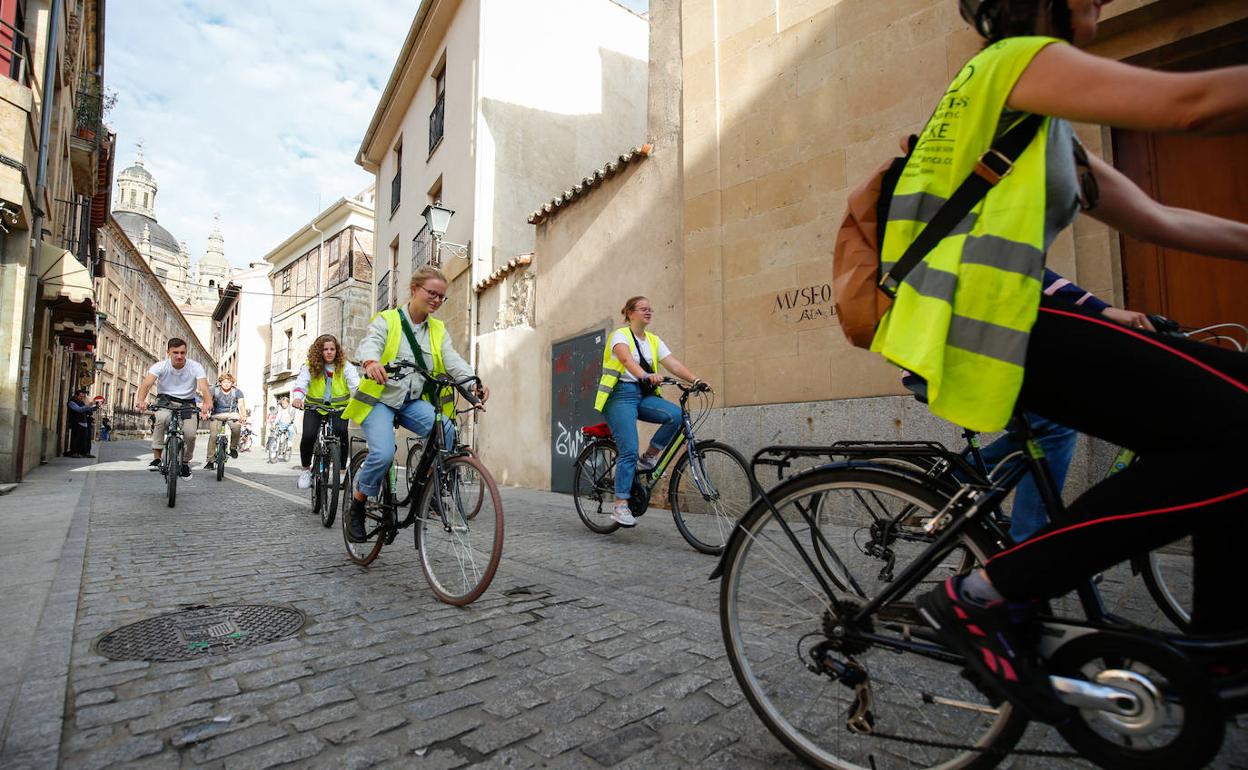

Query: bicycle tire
[165,435,181,508]
[322,444,341,528]
[266,437,277,464]
[670,440,753,555]
[416,454,504,606]
[1136,538,1194,631]
[572,439,620,534]
[215,439,226,482]
[342,450,385,565]
[311,449,326,516]
[720,466,1024,770]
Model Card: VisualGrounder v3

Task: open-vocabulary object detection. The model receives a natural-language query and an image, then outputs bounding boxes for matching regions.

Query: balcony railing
[390,170,401,215]
[74,72,103,146]
[0,17,31,86]
[270,348,291,376]
[412,223,433,271]
[376,270,391,312]
[54,195,93,266]
[429,93,445,153]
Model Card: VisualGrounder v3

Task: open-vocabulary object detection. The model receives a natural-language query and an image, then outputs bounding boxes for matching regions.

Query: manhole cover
[95,605,306,661]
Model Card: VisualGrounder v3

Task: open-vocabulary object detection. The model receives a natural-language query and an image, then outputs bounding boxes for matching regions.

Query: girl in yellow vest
[889,0,1248,724]
[598,296,705,528]
[292,334,360,490]
[343,267,489,541]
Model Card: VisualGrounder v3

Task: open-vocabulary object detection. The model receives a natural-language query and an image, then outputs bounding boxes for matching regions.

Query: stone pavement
[0,439,1244,769]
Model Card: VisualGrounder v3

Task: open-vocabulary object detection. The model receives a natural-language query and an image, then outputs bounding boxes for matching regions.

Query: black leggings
[984,296,1248,632]
[300,410,350,468]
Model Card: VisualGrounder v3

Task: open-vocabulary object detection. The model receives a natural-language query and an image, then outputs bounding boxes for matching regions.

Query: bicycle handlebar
[656,376,711,394]
[383,360,485,409]
[297,398,347,415]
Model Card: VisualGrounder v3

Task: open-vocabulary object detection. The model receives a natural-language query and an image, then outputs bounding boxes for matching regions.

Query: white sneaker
[611,503,637,528]
[297,469,312,489]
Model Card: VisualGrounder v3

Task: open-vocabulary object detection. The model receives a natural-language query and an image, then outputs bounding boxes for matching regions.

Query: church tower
[194,215,231,305]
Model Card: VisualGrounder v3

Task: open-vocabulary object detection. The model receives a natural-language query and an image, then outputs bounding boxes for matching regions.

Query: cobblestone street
[1,440,1244,769]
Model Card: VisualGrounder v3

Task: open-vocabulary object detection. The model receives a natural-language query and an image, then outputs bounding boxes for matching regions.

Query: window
[430,57,446,154]
[281,270,291,293]
[155,267,168,279]
[284,329,293,369]
[129,190,136,206]
[142,192,148,208]
[390,138,403,215]
[327,234,340,264]
[103,382,110,401]
[300,313,306,331]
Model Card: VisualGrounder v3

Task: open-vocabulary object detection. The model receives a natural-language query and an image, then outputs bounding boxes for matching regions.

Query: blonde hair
[621,295,649,321]
[217,372,235,383]
[411,266,448,290]
[307,334,346,378]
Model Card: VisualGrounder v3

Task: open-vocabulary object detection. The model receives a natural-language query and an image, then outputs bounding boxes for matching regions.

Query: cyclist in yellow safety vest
[342,266,489,541]
[292,333,361,490]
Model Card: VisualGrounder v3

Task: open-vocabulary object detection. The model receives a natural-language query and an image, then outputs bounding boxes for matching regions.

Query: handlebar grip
[1147,313,1182,336]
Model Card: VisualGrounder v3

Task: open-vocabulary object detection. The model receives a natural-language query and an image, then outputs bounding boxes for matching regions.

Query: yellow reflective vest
[306,365,352,408]
[342,308,455,424]
[872,36,1064,432]
[593,327,662,412]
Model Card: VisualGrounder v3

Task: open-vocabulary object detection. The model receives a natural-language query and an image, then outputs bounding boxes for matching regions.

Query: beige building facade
[211,263,271,424]
[95,217,216,437]
[0,0,110,479]
[475,0,1248,492]
[263,189,375,408]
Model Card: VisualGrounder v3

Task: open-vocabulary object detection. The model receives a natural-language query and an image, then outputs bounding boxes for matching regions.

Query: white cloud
[104,0,416,268]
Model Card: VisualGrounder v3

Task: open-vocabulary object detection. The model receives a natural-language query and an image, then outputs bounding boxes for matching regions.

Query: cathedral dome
[113,211,182,254]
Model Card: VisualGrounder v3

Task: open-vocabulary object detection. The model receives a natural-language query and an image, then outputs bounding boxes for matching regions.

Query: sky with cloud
[104,0,648,271]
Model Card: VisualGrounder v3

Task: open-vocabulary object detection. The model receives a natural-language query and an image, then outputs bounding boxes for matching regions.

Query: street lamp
[93,357,106,374]
[420,203,469,262]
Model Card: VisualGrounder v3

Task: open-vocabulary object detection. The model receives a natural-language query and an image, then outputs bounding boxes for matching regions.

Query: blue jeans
[603,382,683,499]
[356,398,454,498]
[973,411,1078,542]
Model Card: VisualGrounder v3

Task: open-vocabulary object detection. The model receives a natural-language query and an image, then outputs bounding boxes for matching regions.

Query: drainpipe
[16,0,63,477]
[310,219,323,337]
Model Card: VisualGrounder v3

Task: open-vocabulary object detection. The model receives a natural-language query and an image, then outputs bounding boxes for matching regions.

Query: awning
[36,241,95,305]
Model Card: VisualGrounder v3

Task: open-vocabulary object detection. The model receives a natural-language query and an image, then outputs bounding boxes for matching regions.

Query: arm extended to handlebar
[383,360,485,409]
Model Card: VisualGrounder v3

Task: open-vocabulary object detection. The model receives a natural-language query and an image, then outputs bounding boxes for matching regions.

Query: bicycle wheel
[720,467,1023,770]
[670,440,753,555]
[322,444,341,528]
[311,449,326,516]
[456,448,485,520]
[267,437,277,464]
[416,454,503,606]
[1138,536,1193,631]
[165,435,181,508]
[215,438,226,482]
[342,450,386,565]
[572,440,620,534]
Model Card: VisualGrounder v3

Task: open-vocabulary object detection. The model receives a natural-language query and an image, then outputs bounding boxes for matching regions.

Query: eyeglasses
[421,287,447,303]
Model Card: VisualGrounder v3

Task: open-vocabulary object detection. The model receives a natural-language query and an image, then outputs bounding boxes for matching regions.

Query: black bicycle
[571,378,753,555]
[207,414,238,482]
[302,398,345,528]
[341,361,503,606]
[148,398,196,508]
[716,412,1248,770]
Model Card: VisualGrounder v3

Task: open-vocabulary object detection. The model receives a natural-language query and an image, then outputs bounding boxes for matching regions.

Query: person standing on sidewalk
[137,338,212,479]
[204,373,248,471]
[65,388,97,458]
[100,416,112,442]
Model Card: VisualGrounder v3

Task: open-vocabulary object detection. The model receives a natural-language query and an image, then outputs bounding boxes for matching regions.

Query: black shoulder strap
[880,113,1044,296]
[630,330,654,374]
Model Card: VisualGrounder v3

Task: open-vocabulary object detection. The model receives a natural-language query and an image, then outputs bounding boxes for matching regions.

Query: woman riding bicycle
[292,333,360,490]
[595,296,706,528]
[874,0,1248,724]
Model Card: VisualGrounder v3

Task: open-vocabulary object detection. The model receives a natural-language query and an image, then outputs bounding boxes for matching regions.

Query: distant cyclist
[594,295,705,529]
[272,396,297,453]
[292,333,360,489]
[204,373,247,471]
[868,0,1248,723]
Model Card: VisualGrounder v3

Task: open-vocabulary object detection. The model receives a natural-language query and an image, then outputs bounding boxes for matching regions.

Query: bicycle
[341,360,503,606]
[302,398,345,528]
[238,422,253,453]
[715,412,1248,770]
[207,414,239,482]
[571,378,753,555]
[266,426,291,464]
[148,398,196,508]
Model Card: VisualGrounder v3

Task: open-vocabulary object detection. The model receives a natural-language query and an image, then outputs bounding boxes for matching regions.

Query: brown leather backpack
[832,155,906,348]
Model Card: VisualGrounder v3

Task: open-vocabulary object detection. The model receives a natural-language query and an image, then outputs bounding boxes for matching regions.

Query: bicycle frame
[608,383,720,503]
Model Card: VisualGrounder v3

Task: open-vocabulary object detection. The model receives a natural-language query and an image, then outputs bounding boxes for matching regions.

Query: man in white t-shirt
[136,337,212,478]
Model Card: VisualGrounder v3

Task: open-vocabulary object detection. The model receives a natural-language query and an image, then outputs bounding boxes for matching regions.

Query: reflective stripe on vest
[342,309,453,424]
[306,366,352,407]
[871,35,1063,432]
[593,327,662,412]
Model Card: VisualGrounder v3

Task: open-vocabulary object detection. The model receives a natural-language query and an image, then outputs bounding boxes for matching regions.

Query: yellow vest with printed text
[342,309,454,424]
[871,36,1065,432]
[594,327,662,412]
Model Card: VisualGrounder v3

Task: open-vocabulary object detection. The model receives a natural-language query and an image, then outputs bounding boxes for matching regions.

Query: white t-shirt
[148,359,206,400]
[609,329,672,383]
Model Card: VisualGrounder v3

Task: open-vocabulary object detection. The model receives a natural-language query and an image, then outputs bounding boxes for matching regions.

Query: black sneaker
[204,460,216,470]
[229,448,239,459]
[148,459,162,471]
[348,498,368,542]
[179,463,192,478]
[82,453,95,459]
[916,577,1071,724]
